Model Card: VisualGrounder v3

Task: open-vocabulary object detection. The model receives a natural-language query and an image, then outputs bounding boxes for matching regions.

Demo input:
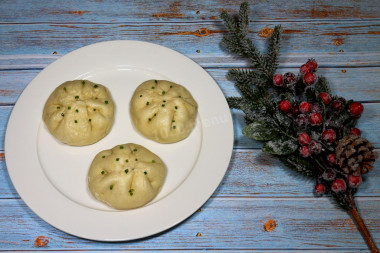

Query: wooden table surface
[1,0,379,251]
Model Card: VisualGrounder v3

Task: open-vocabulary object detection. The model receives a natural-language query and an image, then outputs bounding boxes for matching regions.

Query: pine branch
[220,3,272,79]
[315,76,332,95]
[226,96,243,109]
[238,1,249,36]
[227,69,263,84]
[220,9,238,34]
[280,155,317,177]
[265,25,282,77]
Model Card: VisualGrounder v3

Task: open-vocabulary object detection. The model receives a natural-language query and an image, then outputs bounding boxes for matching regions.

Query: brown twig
[349,200,379,253]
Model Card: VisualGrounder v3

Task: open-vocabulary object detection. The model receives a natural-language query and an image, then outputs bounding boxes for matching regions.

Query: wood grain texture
[1,67,380,105]
[0,103,380,151]
[0,197,378,251]
[2,52,380,70]
[0,103,379,151]
[2,149,379,199]
[0,0,379,23]
[1,0,379,251]
[0,21,380,67]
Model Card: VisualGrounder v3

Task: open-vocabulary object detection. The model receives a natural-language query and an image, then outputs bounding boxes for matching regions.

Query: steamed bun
[88,143,166,210]
[130,80,198,143]
[42,80,114,146]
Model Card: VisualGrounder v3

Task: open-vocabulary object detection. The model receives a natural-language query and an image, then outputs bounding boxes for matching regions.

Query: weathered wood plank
[2,149,379,199]
[2,52,380,70]
[0,103,379,151]
[233,103,380,148]
[0,21,380,67]
[1,67,380,105]
[0,0,379,23]
[0,197,378,250]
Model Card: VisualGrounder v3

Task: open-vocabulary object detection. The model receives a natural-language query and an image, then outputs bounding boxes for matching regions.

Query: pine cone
[336,135,378,176]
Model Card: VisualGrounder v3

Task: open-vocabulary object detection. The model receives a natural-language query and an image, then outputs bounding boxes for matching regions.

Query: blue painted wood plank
[2,149,379,199]
[0,0,378,23]
[233,103,380,149]
[1,67,380,105]
[0,197,378,250]
[2,52,380,70]
[0,21,379,66]
[0,103,379,151]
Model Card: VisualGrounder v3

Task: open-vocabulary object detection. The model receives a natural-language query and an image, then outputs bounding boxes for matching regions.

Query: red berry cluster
[273,59,365,196]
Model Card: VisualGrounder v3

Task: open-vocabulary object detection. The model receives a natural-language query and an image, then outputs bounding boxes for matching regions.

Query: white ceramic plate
[5,40,233,241]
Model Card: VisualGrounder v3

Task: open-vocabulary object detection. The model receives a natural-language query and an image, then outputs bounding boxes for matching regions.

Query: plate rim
[5,40,234,241]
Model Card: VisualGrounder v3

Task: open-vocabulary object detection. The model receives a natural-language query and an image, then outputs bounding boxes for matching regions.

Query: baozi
[130,80,198,143]
[42,80,114,146]
[88,143,166,210]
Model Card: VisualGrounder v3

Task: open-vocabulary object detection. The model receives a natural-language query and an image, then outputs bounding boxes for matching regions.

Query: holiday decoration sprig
[220,2,378,252]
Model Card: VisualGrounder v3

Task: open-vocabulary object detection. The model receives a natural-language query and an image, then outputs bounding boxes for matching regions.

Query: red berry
[300,145,311,157]
[299,101,312,114]
[314,184,326,195]
[349,102,364,117]
[273,74,283,86]
[306,59,318,71]
[331,100,343,112]
[327,154,336,164]
[319,92,331,104]
[283,72,296,85]
[300,64,311,74]
[309,112,323,126]
[348,175,362,188]
[303,72,316,86]
[322,129,336,143]
[292,105,300,115]
[331,178,347,193]
[298,132,311,145]
[279,100,291,112]
[350,128,361,136]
